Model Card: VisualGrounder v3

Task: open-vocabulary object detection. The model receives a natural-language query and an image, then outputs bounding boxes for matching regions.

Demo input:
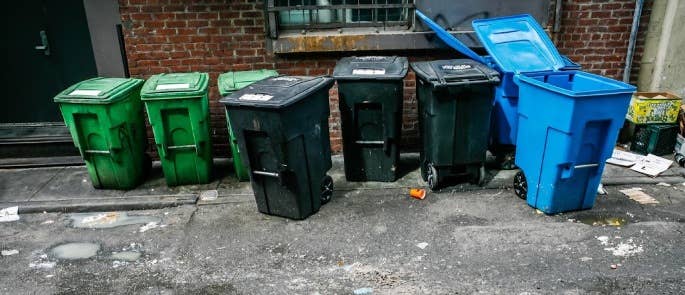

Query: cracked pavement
[1,180,684,294]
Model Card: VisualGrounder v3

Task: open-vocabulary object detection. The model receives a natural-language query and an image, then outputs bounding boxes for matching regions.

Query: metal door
[1,0,97,125]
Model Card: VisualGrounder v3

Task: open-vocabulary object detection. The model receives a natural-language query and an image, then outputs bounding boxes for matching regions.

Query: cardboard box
[626,92,682,124]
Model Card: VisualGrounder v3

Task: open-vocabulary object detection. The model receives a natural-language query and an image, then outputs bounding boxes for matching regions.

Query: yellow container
[626,92,682,124]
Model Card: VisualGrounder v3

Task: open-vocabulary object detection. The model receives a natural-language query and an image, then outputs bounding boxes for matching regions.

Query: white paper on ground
[630,154,673,177]
[1,249,19,256]
[606,149,643,167]
[0,206,19,222]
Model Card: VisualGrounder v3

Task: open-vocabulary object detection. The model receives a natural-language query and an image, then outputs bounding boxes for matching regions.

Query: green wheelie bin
[140,72,212,186]
[333,56,408,182]
[218,69,278,181]
[54,78,150,189]
[220,76,334,220]
[411,59,500,190]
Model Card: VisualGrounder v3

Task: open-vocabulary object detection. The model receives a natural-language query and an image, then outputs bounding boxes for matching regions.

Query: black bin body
[411,59,500,189]
[333,56,409,182]
[220,76,334,220]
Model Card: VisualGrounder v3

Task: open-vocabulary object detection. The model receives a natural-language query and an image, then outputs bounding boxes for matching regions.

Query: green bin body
[333,56,408,182]
[140,72,212,186]
[411,59,500,189]
[220,76,334,220]
[218,69,278,181]
[54,78,150,189]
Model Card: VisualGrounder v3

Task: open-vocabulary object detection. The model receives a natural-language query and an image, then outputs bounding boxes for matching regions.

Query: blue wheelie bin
[472,15,636,214]
[480,42,580,170]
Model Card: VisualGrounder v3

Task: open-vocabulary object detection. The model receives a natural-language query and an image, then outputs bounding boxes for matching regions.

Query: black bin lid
[332,56,408,80]
[219,76,333,109]
[410,59,500,87]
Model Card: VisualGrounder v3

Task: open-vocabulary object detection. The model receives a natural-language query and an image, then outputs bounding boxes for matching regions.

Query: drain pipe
[554,0,563,34]
[551,0,563,44]
[623,0,645,83]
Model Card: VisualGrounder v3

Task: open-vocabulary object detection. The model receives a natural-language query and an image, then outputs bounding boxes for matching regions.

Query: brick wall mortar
[119,0,652,157]
[552,0,653,82]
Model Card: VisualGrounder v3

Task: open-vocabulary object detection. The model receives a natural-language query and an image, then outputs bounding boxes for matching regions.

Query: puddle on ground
[110,251,141,262]
[69,212,161,229]
[577,216,628,227]
[51,242,100,260]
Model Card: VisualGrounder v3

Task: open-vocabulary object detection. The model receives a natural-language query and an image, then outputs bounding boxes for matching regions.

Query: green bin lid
[411,59,500,87]
[333,56,408,80]
[220,76,333,109]
[140,72,209,99]
[54,77,143,104]
[218,69,279,96]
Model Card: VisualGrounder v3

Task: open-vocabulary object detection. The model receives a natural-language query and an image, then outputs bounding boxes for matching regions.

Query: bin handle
[561,162,600,179]
[252,164,290,186]
[253,170,279,178]
[71,118,125,162]
[429,63,493,87]
[352,101,392,155]
[187,111,206,156]
[354,139,391,155]
[70,114,87,158]
[107,123,128,163]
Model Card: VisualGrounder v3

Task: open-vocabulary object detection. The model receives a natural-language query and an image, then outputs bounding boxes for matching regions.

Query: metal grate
[268,0,414,30]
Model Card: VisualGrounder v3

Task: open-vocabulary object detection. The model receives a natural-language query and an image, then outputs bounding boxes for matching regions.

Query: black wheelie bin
[220,76,335,220]
[411,59,500,190]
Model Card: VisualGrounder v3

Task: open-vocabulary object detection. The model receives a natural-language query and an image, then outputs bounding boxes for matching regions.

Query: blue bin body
[515,71,635,213]
[490,85,518,146]
[487,57,581,146]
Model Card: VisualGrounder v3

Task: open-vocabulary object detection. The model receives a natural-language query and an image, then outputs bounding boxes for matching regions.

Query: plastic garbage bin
[411,59,500,190]
[220,76,335,220]
[473,15,636,213]
[140,72,212,186]
[333,56,408,182]
[218,69,278,181]
[513,71,635,213]
[54,78,150,189]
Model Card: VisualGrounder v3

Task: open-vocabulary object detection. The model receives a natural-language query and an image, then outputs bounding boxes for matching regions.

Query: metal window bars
[267,0,414,31]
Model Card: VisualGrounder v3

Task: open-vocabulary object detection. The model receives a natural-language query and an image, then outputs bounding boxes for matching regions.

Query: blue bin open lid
[472,14,567,74]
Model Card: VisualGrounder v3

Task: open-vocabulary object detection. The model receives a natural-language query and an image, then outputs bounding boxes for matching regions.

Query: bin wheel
[513,171,527,200]
[320,175,333,205]
[426,163,439,191]
[420,160,428,181]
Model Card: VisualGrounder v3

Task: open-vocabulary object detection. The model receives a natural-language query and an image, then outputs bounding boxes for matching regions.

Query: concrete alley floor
[1,154,685,294]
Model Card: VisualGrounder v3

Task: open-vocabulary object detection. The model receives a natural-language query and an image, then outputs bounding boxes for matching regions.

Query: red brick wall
[553,0,652,82]
[118,0,651,157]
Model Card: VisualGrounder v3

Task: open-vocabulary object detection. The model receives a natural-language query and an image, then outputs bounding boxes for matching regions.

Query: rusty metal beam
[271,30,481,54]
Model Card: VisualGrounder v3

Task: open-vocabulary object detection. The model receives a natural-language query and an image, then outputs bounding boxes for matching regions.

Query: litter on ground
[1,249,19,256]
[0,206,19,222]
[619,188,659,204]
